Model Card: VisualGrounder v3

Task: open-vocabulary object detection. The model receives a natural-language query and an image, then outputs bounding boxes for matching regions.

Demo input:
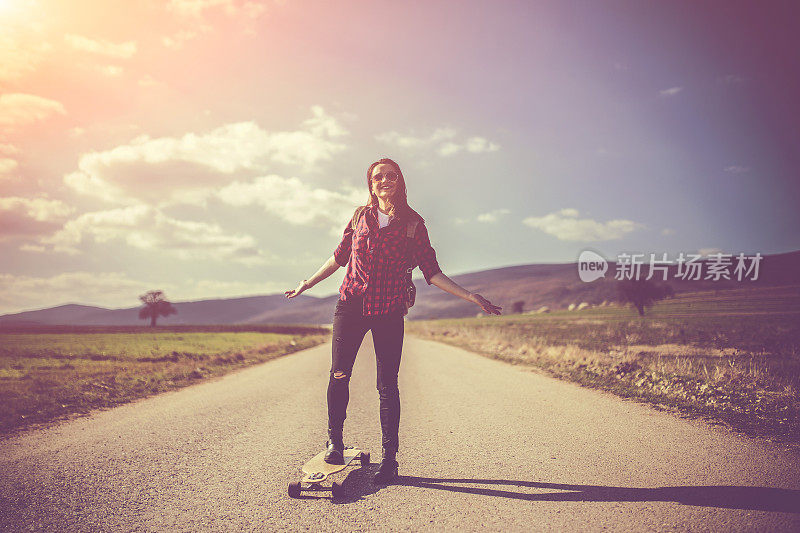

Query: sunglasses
[371,171,400,183]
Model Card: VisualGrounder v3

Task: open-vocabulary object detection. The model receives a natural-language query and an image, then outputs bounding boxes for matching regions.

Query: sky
[1,0,799,314]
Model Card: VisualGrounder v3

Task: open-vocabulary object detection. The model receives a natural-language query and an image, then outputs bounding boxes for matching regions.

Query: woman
[285,157,501,484]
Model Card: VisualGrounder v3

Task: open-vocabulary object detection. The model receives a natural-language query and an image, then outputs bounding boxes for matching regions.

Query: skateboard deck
[288,446,369,498]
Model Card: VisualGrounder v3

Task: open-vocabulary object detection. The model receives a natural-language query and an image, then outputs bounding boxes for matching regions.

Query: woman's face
[370,163,400,203]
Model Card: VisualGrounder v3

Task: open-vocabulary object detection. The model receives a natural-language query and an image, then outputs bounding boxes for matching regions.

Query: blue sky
[1,0,798,313]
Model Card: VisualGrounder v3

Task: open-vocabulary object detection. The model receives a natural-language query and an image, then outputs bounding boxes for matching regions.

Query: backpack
[350,205,420,312]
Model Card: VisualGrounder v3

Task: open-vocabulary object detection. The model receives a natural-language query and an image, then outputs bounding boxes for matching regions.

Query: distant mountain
[0,304,110,327]
[407,249,800,320]
[0,294,339,327]
[2,250,798,326]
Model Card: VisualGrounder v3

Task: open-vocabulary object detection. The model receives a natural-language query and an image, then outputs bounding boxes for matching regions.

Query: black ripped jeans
[328,294,405,452]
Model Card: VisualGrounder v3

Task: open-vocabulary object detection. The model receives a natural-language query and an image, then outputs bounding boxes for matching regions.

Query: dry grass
[407,286,800,446]
[0,326,328,437]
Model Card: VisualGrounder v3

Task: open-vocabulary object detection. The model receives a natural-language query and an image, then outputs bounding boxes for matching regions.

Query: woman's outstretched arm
[284,255,341,299]
[413,221,502,315]
[286,218,353,299]
[429,272,502,315]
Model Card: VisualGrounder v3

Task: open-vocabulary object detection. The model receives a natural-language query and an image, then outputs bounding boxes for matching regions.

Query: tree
[616,279,674,316]
[511,300,525,314]
[138,290,177,327]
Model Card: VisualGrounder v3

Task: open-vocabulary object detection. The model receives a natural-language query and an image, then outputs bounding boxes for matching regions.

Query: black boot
[324,428,344,464]
[372,448,398,484]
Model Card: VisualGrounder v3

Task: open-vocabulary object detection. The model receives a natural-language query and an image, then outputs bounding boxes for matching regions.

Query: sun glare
[0,0,16,14]
[0,0,35,23]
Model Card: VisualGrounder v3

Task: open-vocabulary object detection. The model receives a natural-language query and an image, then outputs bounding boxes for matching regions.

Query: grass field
[4,287,798,445]
[406,285,800,446]
[0,325,328,436]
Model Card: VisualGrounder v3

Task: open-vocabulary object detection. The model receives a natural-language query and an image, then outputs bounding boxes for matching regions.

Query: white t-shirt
[377,210,390,228]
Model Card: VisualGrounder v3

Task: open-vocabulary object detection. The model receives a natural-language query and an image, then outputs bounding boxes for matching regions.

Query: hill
[406,249,800,320]
[1,250,798,326]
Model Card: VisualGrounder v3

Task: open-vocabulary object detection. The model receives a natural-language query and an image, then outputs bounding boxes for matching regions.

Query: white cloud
[437,142,461,157]
[64,34,137,59]
[217,175,364,234]
[0,197,76,241]
[724,165,750,174]
[302,105,348,138]
[464,137,500,154]
[0,144,21,155]
[697,247,723,257]
[0,31,52,82]
[0,93,66,128]
[522,208,643,241]
[164,0,268,42]
[557,208,579,217]
[138,75,162,88]
[98,65,124,77]
[241,1,268,20]
[661,228,675,236]
[167,0,235,16]
[38,204,271,265]
[161,0,269,46]
[63,106,349,205]
[377,127,499,157]
[476,208,511,223]
[167,0,268,18]
[0,197,75,222]
[0,158,19,176]
[659,87,683,97]
[376,128,456,149]
[19,244,46,253]
[63,169,128,204]
[162,26,212,49]
[0,271,165,315]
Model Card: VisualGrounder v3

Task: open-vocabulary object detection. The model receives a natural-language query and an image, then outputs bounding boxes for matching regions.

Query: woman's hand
[284,280,310,299]
[472,293,502,315]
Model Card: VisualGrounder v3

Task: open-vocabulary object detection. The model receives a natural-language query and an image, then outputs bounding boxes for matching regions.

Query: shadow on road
[393,477,800,513]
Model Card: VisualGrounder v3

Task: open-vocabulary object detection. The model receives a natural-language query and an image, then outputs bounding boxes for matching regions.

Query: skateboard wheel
[361,452,370,465]
[288,482,302,498]
[331,481,344,498]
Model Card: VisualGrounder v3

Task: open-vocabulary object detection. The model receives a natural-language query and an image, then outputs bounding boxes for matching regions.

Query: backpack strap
[350,206,369,231]
[405,218,420,269]
[405,219,419,239]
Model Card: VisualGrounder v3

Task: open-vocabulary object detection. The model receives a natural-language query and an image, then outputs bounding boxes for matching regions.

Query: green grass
[1,331,295,360]
[407,285,800,446]
[0,327,329,436]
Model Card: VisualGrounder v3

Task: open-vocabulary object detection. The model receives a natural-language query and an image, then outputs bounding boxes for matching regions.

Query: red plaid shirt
[334,205,442,316]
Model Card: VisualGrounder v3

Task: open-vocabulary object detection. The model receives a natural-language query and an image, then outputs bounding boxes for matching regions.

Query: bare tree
[138,290,177,327]
[616,279,674,316]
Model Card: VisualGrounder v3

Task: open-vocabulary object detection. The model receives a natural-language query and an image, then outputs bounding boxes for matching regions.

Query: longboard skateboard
[288,446,370,498]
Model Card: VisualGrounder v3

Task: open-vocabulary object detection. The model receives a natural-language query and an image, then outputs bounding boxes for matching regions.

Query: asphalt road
[1,335,799,532]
